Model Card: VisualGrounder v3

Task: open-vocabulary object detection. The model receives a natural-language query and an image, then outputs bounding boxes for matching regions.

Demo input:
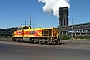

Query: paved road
[0,41,90,60]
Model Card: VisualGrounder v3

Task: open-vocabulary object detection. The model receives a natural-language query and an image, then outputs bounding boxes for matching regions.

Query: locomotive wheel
[20,38,23,43]
[12,38,16,41]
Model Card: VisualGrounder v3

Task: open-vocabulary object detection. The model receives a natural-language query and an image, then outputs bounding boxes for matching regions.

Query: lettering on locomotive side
[18,32,21,34]
[29,31,35,34]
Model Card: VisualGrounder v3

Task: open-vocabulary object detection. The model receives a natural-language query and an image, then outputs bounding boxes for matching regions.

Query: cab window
[23,26,29,29]
[18,28,22,30]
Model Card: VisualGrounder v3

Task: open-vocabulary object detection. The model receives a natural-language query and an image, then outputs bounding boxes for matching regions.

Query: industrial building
[59,22,90,36]
[59,7,68,26]
[58,7,90,36]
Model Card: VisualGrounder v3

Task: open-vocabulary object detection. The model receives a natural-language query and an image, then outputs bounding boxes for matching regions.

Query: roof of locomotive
[31,27,58,29]
[18,26,57,30]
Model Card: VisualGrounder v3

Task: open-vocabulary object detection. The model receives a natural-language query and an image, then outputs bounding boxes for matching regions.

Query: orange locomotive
[12,26,60,44]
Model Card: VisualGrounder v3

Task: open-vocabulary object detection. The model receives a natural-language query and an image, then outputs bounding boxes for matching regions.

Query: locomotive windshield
[23,26,29,29]
[18,27,22,30]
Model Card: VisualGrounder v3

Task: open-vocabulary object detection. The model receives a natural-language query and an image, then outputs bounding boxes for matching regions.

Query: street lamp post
[71,18,73,40]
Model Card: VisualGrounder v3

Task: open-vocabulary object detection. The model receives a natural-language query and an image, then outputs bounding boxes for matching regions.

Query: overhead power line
[32,0,38,16]
[13,0,21,20]
[9,0,19,20]
[0,0,13,20]
[29,0,33,14]
[22,18,29,26]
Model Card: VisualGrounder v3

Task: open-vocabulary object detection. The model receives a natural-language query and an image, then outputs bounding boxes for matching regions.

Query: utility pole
[22,18,29,26]
[71,18,73,40]
[30,14,31,28]
[25,18,26,26]
[32,23,35,28]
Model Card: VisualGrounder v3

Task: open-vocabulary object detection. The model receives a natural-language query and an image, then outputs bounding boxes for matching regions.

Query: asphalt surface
[0,41,90,60]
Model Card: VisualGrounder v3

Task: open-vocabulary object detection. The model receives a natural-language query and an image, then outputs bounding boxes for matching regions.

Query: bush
[60,35,70,40]
[76,36,90,40]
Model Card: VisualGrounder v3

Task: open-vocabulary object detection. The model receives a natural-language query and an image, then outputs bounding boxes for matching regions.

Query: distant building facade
[58,22,90,36]
[58,7,90,36]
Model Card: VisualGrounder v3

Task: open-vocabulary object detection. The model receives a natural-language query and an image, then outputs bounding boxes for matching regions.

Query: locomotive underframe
[12,37,60,45]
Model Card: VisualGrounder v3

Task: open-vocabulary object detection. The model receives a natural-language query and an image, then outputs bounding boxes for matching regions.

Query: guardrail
[0,37,12,41]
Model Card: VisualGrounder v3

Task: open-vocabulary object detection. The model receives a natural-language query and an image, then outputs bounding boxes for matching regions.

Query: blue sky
[0,0,90,29]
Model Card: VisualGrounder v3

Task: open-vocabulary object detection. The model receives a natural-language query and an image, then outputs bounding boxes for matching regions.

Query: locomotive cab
[18,26,31,30]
